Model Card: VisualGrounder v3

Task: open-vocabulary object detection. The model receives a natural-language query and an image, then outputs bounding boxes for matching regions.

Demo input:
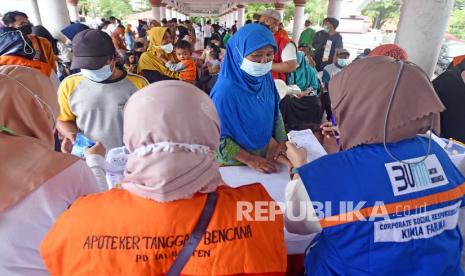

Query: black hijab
[32,25,58,55]
[433,59,465,143]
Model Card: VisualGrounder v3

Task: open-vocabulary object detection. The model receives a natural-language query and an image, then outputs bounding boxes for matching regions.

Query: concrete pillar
[233,8,238,23]
[28,0,42,25]
[327,0,344,20]
[150,0,162,21]
[237,4,245,28]
[37,0,70,40]
[172,8,178,20]
[292,0,307,42]
[395,0,454,78]
[66,0,79,22]
[274,2,285,21]
[166,6,172,20]
[160,3,167,20]
[228,11,233,27]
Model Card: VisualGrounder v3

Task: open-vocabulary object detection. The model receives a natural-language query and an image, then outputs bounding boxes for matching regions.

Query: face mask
[240,58,272,77]
[19,24,33,35]
[337,58,349,67]
[160,43,174,54]
[323,25,330,33]
[81,64,113,82]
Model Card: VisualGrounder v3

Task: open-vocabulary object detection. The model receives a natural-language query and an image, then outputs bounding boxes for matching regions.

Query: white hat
[259,9,282,22]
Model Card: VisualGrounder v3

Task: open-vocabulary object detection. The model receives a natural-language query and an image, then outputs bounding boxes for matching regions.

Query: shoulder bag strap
[166,191,218,276]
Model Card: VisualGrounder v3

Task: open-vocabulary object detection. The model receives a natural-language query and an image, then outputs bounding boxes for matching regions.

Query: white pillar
[160,4,167,20]
[237,4,245,28]
[327,0,344,20]
[228,11,233,27]
[233,8,238,23]
[172,9,178,19]
[292,0,307,43]
[28,0,42,25]
[166,6,172,20]
[395,0,454,78]
[37,0,70,40]
[274,2,285,21]
[66,0,79,22]
[151,6,161,21]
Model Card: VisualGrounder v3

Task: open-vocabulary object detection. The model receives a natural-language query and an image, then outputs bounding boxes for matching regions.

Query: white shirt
[203,25,212,38]
[284,178,321,235]
[281,42,297,62]
[106,23,117,36]
[0,157,105,275]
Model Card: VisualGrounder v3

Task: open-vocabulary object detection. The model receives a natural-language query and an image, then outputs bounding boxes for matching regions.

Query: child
[124,52,137,73]
[158,40,196,83]
[205,45,221,76]
[196,45,221,94]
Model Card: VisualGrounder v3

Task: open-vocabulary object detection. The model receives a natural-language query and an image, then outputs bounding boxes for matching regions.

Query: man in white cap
[259,9,297,83]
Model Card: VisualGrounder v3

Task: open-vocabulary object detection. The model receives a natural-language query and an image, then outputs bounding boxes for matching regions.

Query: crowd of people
[1,5,465,276]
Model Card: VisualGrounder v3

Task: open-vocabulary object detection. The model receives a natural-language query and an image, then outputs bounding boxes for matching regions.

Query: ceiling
[162,0,290,16]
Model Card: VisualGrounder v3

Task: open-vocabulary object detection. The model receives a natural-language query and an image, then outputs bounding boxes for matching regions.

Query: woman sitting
[211,24,287,173]
[40,81,287,275]
[280,49,322,133]
[285,56,465,275]
[137,27,179,83]
[0,65,103,275]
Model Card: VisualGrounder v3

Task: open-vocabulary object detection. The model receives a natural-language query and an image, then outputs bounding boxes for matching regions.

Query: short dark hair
[161,18,167,24]
[305,19,311,25]
[323,17,339,29]
[245,19,252,24]
[3,11,28,25]
[109,16,116,21]
[175,39,192,53]
[206,20,211,24]
[171,18,177,23]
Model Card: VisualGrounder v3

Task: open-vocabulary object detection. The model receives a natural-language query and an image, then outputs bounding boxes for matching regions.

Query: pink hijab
[0,65,78,213]
[122,81,222,202]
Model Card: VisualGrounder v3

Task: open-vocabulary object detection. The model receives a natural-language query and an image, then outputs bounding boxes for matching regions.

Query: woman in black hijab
[433,58,465,143]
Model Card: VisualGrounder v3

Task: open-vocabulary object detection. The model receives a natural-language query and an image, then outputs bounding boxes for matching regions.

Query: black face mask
[19,24,33,35]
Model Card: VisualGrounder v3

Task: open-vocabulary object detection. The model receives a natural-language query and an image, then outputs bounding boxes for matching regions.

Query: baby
[159,40,196,83]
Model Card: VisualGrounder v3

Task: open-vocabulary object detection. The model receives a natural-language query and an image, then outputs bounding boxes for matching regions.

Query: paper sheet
[105,146,129,189]
[288,129,327,163]
[220,165,315,254]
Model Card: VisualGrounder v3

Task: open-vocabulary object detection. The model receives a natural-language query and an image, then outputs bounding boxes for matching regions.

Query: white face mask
[160,43,174,54]
[240,58,273,77]
[81,64,113,82]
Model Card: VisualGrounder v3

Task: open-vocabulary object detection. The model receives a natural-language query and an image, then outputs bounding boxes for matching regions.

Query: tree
[78,0,133,19]
[448,1,465,40]
[362,0,401,29]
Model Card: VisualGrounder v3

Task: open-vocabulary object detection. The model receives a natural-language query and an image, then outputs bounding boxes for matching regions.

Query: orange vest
[179,59,197,81]
[0,56,52,77]
[40,184,287,275]
[272,29,291,83]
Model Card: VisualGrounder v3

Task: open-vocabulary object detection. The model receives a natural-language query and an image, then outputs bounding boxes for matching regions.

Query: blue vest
[299,137,465,276]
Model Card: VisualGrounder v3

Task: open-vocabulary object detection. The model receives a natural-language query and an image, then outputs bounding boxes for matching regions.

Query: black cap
[71,29,115,70]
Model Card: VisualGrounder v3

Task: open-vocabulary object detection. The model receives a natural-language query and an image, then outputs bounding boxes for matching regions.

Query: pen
[330,115,340,145]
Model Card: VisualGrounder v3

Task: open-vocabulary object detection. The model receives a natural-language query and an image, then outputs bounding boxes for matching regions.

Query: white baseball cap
[259,9,282,22]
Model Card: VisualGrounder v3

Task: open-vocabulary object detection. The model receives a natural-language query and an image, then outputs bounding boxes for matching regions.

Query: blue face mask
[240,58,272,77]
[236,46,273,77]
[323,25,330,33]
[81,64,113,82]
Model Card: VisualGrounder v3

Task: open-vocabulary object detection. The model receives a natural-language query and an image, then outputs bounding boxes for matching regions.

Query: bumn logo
[385,154,449,196]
